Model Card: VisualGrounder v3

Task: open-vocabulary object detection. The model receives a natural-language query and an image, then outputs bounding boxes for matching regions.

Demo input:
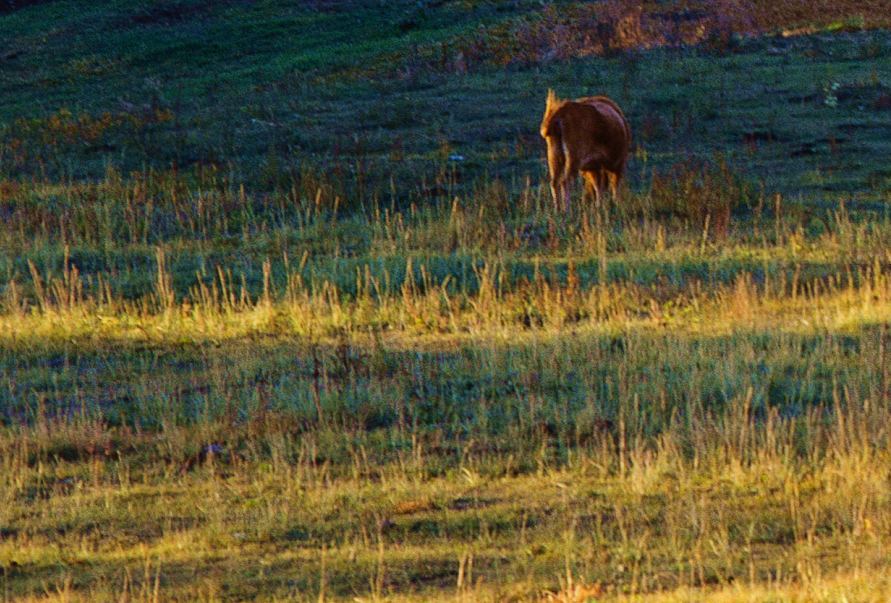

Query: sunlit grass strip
[9,573,891,603]
[1,265,888,346]
[2,439,890,601]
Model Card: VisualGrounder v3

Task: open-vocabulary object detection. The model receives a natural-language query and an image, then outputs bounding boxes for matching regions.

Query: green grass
[2,321,890,600]
[1,1,889,197]
[1,1,891,601]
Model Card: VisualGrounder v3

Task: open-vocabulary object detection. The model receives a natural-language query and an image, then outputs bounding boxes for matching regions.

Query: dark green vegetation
[1,1,889,307]
[1,1,890,601]
[2,0,890,193]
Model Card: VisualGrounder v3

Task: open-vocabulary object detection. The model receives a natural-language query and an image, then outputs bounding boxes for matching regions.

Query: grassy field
[1,1,891,601]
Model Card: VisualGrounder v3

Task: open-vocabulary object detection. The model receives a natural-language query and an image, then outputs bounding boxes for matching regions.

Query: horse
[539,89,631,211]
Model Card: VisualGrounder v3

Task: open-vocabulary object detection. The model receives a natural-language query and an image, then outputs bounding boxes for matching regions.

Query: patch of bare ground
[403,0,890,74]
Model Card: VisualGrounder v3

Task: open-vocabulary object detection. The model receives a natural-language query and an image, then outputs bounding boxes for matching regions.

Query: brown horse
[540,89,631,211]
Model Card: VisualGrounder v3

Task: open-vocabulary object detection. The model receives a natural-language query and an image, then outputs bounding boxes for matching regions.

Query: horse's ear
[546,88,557,108]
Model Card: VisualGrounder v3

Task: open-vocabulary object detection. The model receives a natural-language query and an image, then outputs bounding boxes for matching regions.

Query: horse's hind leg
[551,175,572,213]
[546,137,566,211]
[549,180,561,210]
[598,170,613,207]
[607,171,619,203]
[549,177,570,213]
[565,165,583,212]
[582,171,600,209]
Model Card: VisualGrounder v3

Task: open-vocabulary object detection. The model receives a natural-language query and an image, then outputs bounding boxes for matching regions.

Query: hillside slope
[0,0,889,200]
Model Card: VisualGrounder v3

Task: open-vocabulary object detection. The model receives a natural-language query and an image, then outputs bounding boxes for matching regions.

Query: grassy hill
[1,0,889,194]
[1,1,891,601]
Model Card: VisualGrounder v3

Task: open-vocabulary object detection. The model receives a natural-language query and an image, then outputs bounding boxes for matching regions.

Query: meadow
[1,1,891,601]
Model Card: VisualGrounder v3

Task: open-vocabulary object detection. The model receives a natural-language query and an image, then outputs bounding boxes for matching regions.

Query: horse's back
[553,99,627,173]
[577,96,630,149]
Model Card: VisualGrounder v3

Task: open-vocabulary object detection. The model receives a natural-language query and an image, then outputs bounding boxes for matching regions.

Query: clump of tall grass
[640,157,754,240]
[3,242,889,345]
